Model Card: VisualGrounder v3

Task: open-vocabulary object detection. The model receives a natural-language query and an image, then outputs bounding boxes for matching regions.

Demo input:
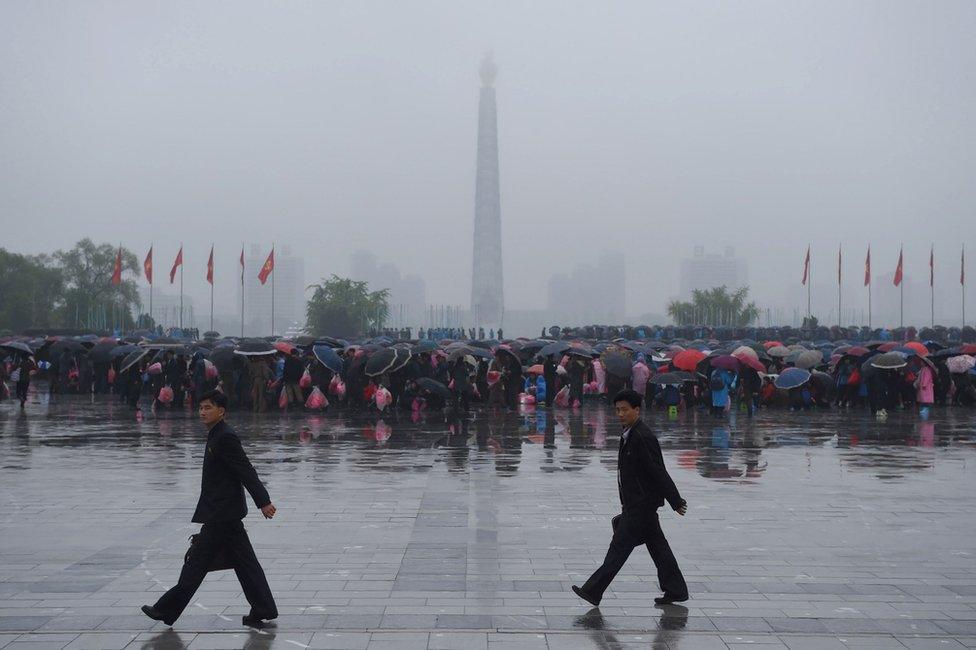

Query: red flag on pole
[170,246,183,284]
[963,246,966,286]
[206,246,214,285]
[893,247,904,286]
[258,247,274,285]
[837,245,842,286]
[930,245,934,288]
[864,246,871,286]
[111,247,122,286]
[801,246,810,285]
[144,247,153,285]
[240,247,245,284]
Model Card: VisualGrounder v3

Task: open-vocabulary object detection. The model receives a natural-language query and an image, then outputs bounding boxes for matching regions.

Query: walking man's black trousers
[153,520,277,621]
[581,509,687,600]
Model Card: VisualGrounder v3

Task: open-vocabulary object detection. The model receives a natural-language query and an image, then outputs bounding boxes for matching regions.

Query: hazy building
[547,251,626,324]
[238,244,305,336]
[350,250,426,327]
[679,246,748,298]
[470,53,505,327]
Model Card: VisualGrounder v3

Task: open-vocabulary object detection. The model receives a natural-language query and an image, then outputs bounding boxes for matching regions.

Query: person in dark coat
[142,390,278,628]
[573,389,689,606]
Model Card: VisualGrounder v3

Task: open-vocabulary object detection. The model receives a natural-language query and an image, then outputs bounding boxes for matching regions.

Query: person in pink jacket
[631,361,651,399]
[915,363,935,418]
[592,359,606,395]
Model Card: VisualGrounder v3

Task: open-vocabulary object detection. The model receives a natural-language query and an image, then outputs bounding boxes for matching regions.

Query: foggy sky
[2,1,974,328]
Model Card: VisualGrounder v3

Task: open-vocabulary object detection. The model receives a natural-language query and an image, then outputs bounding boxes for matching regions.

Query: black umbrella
[88,341,118,363]
[110,344,139,358]
[1,341,33,356]
[208,347,237,371]
[119,348,150,373]
[566,345,596,358]
[871,352,908,370]
[313,345,344,373]
[603,352,632,378]
[649,371,695,385]
[538,341,571,358]
[516,340,548,356]
[388,347,413,373]
[48,339,85,356]
[412,340,438,353]
[365,348,396,376]
[416,377,452,400]
[234,338,276,356]
[203,330,220,339]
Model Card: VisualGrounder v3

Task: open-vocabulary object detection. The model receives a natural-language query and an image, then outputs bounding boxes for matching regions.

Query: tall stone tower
[470,53,504,328]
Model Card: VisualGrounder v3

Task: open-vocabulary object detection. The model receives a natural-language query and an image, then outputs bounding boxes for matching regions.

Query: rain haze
[2,1,974,333]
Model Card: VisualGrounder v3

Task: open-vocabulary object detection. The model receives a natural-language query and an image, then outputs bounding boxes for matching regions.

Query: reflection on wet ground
[1,391,975,648]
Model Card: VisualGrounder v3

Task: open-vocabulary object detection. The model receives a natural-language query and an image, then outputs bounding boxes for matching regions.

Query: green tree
[54,239,141,330]
[0,249,65,332]
[305,275,390,338]
[667,285,760,327]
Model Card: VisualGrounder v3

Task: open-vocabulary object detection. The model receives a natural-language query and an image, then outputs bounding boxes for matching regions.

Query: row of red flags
[802,245,965,288]
[111,246,275,287]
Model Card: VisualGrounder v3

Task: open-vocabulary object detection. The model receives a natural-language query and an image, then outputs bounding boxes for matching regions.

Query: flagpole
[931,244,935,328]
[241,243,245,338]
[210,243,215,334]
[963,244,967,328]
[838,244,842,328]
[899,244,904,329]
[179,242,184,330]
[271,243,276,337]
[149,243,153,330]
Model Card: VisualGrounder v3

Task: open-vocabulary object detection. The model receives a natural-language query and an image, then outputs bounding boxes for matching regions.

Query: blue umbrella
[313,344,344,373]
[774,367,811,390]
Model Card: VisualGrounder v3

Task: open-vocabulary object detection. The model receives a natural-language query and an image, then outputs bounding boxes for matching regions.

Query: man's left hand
[261,503,276,519]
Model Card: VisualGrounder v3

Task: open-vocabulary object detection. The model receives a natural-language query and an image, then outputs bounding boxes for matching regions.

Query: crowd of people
[2,325,975,419]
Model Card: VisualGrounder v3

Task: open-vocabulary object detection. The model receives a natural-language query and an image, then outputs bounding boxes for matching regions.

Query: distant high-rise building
[350,250,426,327]
[470,53,504,327]
[678,246,748,298]
[238,245,305,336]
[547,251,626,324]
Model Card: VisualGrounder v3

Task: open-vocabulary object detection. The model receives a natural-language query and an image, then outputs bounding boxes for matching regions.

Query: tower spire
[471,53,504,328]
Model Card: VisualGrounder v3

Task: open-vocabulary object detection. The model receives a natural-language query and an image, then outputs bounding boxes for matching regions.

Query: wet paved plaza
[1,390,976,649]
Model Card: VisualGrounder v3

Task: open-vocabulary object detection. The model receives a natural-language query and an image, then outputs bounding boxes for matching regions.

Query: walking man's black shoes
[654,593,689,605]
[242,612,277,628]
[572,585,601,607]
[141,605,174,626]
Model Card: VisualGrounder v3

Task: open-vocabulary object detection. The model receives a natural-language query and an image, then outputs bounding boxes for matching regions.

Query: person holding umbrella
[572,389,689,607]
[13,354,36,408]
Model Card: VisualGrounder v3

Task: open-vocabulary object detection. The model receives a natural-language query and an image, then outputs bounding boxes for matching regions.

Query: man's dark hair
[200,390,228,409]
[612,389,642,409]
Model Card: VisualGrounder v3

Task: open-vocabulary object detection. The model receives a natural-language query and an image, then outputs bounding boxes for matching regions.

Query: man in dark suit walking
[141,390,279,627]
[573,389,689,606]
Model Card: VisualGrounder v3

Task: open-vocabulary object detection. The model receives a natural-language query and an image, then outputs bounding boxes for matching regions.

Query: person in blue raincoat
[710,369,736,417]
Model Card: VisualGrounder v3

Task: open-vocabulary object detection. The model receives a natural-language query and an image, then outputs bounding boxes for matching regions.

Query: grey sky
[2,1,974,327]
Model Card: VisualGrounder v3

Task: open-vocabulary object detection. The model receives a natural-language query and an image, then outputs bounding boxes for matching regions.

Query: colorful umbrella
[774,367,811,389]
[672,349,706,371]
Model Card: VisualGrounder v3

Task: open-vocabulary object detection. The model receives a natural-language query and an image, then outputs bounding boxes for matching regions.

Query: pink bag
[147,362,163,375]
[375,386,392,411]
[487,370,501,385]
[157,385,174,404]
[554,385,570,407]
[335,380,346,399]
[278,387,289,409]
[518,392,536,405]
[305,386,328,409]
[108,368,116,384]
[203,359,218,380]
[299,369,312,389]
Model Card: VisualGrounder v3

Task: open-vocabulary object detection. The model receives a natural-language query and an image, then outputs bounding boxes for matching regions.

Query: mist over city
[3,2,973,335]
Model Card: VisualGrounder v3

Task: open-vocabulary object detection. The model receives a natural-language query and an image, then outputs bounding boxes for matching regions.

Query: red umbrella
[903,341,929,356]
[845,346,870,357]
[737,354,767,373]
[877,342,900,352]
[672,349,706,371]
[274,341,297,355]
[527,364,544,375]
[709,355,741,371]
[961,344,976,355]
[763,341,783,349]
